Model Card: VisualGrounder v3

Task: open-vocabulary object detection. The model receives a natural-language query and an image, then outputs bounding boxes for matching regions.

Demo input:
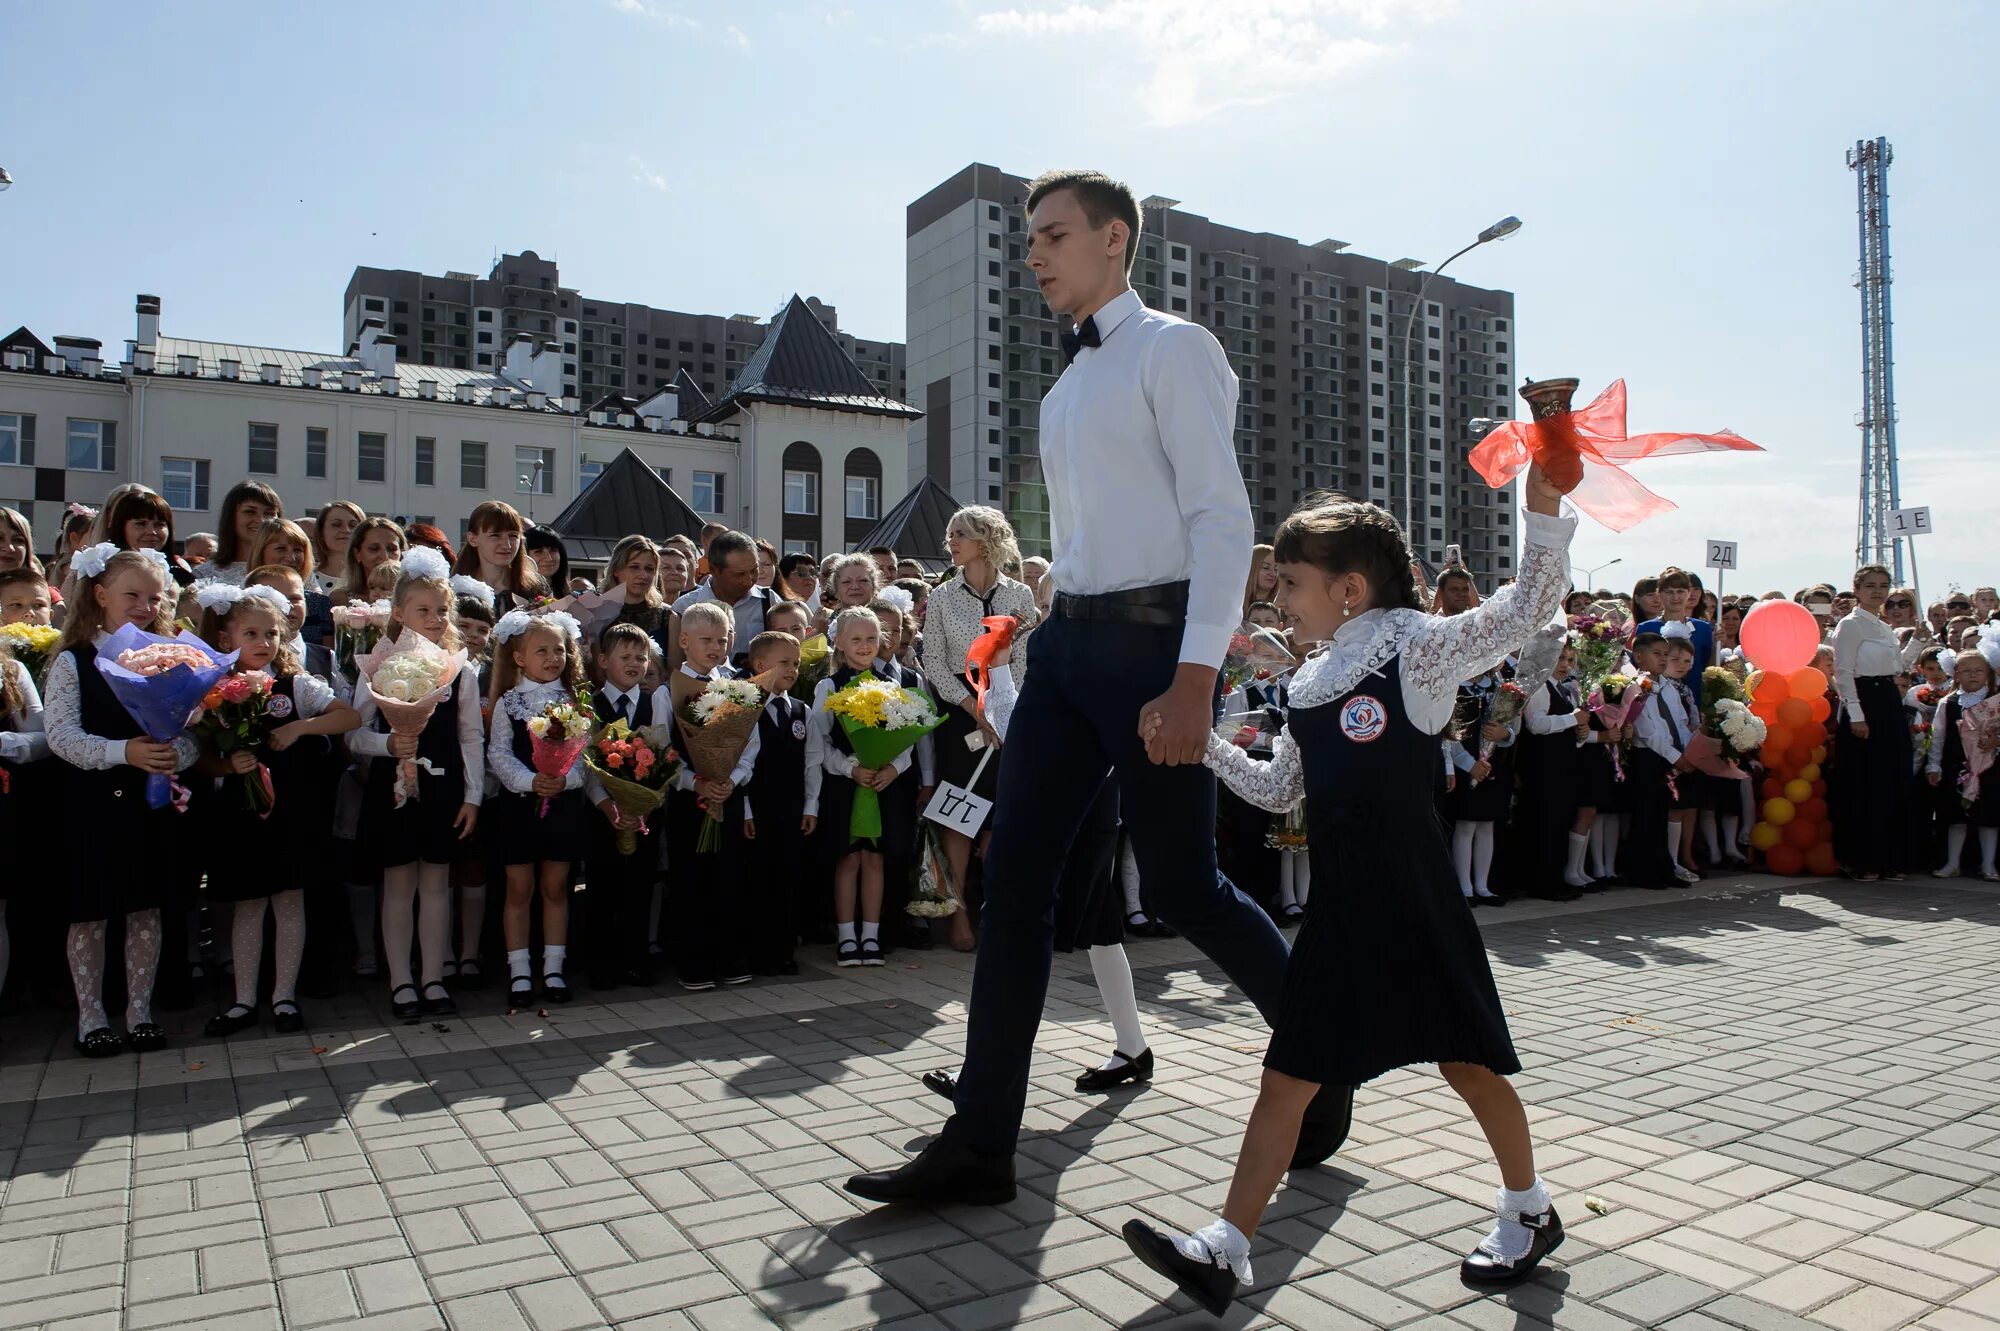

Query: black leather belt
[1051,580,1190,627]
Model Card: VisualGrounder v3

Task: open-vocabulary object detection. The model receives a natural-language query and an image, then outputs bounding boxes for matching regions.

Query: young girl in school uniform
[351,548,483,1020]
[1122,461,1577,1314]
[449,577,497,987]
[42,546,196,1057]
[814,606,910,968]
[869,594,935,943]
[1445,667,1519,905]
[0,615,51,1013]
[486,609,591,1004]
[1928,641,2000,880]
[192,584,359,1036]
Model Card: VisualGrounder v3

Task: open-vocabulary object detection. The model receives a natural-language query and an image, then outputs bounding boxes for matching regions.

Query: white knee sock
[1294,855,1311,908]
[1699,811,1722,862]
[1566,832,1591,884]
[1479,1177,1553,1261]
[1982,827,1998,874]
[1945,824,1967,872]
[1119,840,1146,918]
[416,863,452,986]
[270,890,305,1005]
[231,900,267,1009]
[1088,945,1147,1068]
[1584,821,1605,876]
[1602,817,1623,875]
[1453,821,1477,897]
[1277,856,1297,909]
[1719,813,1741,855]
[1471,822,1496,896]
[381,866,419,990]
[1667,823,1682,866]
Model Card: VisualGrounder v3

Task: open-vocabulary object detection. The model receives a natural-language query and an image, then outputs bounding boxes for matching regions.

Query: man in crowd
[776,552,820,605]
[183,532,217,565]
[672,529,777,669]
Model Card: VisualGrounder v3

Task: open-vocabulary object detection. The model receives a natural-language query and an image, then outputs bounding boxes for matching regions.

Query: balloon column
[1740,601,1837,876]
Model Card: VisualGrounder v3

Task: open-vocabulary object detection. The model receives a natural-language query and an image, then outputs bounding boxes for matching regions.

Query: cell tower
[1848,137,1904,581]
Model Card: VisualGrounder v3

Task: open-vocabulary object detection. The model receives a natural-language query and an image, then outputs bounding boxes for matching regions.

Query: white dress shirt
[0,658,50,764]
[1832,607,1904,720]
[671,663,760,792]
[671,580,773,655]
[1524,677,1585,737]
[1632,677,1696,765]
[1040,288,1253,668]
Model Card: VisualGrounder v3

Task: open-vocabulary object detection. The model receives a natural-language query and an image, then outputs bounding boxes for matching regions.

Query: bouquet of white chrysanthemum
[690,677,762,724]
[1710,697,1767,764]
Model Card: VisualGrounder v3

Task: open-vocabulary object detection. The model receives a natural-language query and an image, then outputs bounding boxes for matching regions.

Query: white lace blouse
[488,680,587,797]
[1204,510,1577,812]
[347,662,486,803]
[43,633,202,772]
[0,658,50,764]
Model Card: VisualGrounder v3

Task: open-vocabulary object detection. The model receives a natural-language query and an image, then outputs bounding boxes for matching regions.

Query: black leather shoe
[1075,1047,1153,1093]
[203,1005,259,1038]
[921,1070,957,1103]
[391,984,422,1020]
[271,1002,305,1034]
[1290,1082,1355,1169]
[844,1137,1015,1206]
[1121,1218,1238,1317]
[1460,1206,1564,1285]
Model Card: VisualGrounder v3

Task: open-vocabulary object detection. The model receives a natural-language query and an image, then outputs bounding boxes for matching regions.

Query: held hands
[1928,771,1942,787]
[1140,667,1215,766]
[389,733,420,761]
[124,738,180,774]
[1469,759,1492,783]
[227,750,259,776]
[454,803,479,839]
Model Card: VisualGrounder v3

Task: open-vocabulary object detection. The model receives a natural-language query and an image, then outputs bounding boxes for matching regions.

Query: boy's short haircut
[680,601,731,635]
[597,622,653,656]
[1248,599,1279,615]
[1917,646,1943,667]
[1656,566,1692,592]
[0,567,50,594]
[1631,631,1666,653]
[747,630,799,667]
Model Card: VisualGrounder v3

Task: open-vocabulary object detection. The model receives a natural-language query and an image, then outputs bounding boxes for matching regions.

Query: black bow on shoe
[1060,315,1102,365]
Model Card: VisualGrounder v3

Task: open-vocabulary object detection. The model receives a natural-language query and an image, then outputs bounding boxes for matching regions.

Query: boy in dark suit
[735,631,820,975]
[585,623,668,988]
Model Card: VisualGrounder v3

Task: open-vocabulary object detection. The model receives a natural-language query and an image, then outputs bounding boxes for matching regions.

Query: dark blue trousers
[941,614,1292,1156]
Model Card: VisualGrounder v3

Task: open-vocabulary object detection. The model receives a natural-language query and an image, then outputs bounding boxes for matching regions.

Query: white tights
[1453,821,1497,898]
[1118,838,1149,920]
[381,862,452,991]
[1087,944,1148,1068]
[1277,852,1312,909]
[1944,825,1998,874]
[68,909,161,1040]
[1587,815,1624,878]
[225,891,305,1012]
[456,881,487,965]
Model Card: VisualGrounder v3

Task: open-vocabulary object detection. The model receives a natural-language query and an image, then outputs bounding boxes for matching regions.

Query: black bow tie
[1060,315,1102,365]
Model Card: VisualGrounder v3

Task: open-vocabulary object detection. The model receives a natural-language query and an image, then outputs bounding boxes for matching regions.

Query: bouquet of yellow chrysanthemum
[0,622,60,684]
[823,675,945,842]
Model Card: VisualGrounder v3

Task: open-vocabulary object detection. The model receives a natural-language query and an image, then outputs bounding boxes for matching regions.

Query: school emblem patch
[791,718,807,741]
[267,694,294,719]
[1339,694,1386,743]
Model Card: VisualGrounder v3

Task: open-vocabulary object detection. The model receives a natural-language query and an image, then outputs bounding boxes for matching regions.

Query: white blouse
[0,658,50,764]
[1832,607,1904,720]
[1927,688,1988,775]
[917,572,1038,708]
[1204,509,1577,811]
[346,662,486,803]
[487,680,587,797]
[42,633,202,772]
[1523,677,1585,737]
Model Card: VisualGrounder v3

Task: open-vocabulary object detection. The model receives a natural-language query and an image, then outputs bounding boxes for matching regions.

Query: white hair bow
[194,583,247,613]
[400,546,451,582]
[1661,620,1695,642]
[450,575,495,608]
[877,586,915,616]
[71,542,121,581]
[493,609,535,644]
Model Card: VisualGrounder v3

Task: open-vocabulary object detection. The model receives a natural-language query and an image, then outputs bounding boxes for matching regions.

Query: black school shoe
[203,1004,259,1038]
[844,1137,1016,1206]
[272,1001,306,1034]
[391,984,423,1020]
[1460,1206,1565,1285]
[1075,1047,1153,1093]
[422,983,458,1017]
[1121,1218,1238,1317]
[126,1023,170,1053]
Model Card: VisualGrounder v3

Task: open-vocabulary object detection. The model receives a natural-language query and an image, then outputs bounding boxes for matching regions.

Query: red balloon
[1764,725,1794,757]
[1766,844,1805,875]
[1752,672,1791,704]
[1787,667,1830,700]
[1811,779,1827,798]
[1777,698,1811,727]
[1761,777,1784,799]
[1788,745,1816,770]
[1782,819,1820,850]
[1742,601,1821,674]
[1805,843,1838,875]
[1809,695,1832,723]
[1801,796,1829,821]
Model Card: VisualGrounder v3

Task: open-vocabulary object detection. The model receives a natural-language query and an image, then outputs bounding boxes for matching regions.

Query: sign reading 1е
[1889,505,1933,536]
[1705,540,1738,571]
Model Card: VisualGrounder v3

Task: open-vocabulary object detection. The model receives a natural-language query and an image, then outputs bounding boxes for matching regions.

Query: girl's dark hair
[215,481,285,566]
[1271,494,1422,612]
[1632,575,1659,605]
[103,487,175,552]
[523,524,570,594]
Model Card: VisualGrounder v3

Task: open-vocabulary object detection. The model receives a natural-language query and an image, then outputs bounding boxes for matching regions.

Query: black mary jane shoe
[75,1028,123,1059]
[126,1023,170,1053]
[203,1005,260,1039]
[422,983,458,1017]
[1075,1047,1154,1093]
[541,975,572,1004]
[271,1002,306,1035]
[390,984,423,1020]
[1460,1206,1565,1286]
[1121,1218,1238,1317]
[844,1136,1016,1206]
[921,1069,958,1103]
[508,975,537,1006]
[1472,892,1507,908]
[1290,1082,1355,1169]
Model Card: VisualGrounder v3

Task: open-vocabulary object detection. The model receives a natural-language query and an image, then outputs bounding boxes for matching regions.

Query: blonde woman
[599,535,669,656]
[1242,543,1277,621]
[336,517,405,607]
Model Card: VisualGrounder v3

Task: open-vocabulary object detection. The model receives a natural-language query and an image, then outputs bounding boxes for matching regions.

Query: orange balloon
[1750,671,1790,704]
[1811,745,1827,764]
[1788,745,1816,769]
[1787,667,1829,700]
[1767,844,1805,875]
[1777,698,1811,727]
[1782,818,1819,850]
[1764,726,1794,757]
[1801,796,1829,822]
[1805,843,1838,875]
[1752,693,1785,722]
[1809,695,1832,724]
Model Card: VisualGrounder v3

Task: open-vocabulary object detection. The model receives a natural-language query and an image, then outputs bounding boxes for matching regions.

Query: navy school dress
[816,663,917,854]
[57,642,175,922]
[1933,693,2000,830]
[201,674,340,902]
[487,686,590,866]
[1443,675,1516,824]
[1512,678,1583,895]
[359,667,469,868]
[1264,654,1520,1086]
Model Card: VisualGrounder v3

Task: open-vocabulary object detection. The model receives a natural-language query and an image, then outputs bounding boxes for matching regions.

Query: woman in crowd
[455,501,546,610]
[525,525,571,596]
[336,517,406,606]
[195,481,283,586]
[311,501,366,599]
[1242,543,1278,621]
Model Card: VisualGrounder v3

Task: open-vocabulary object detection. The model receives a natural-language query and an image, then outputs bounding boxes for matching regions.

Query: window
[476,309,494,323]
[460,441,487,488]
[515,446,553,495]
[691,470,724,514]
[357,432,387,483]
[67,419,116,471]
[306,426,327,478]
[844,474,880,521]
[782,539,817,558]
[160,457,211,511]
[364,297,385,313]
[414,437,436,486]
[0,412,33,466]
[577,454,606,489]
[784,469,819,515]
[247,422,279,474]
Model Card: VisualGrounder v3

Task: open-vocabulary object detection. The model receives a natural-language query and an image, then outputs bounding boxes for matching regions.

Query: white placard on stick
[1705,539,1738,571]
[922,748,995,836]
[1889,505,1933,537]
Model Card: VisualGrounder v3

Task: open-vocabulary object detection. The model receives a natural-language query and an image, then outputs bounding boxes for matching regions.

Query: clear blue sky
[3,0,1992,598]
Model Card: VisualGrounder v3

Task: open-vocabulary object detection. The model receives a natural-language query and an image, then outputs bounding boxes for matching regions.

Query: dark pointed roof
[668,367,710,416]
[852,476,963,571]
[1,326,52,360]
[586,391,640,418]
[549,447,707,562]
[700,295,919,422]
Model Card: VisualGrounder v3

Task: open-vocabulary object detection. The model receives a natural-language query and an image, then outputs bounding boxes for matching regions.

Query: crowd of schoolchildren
[3,478,1996,1060]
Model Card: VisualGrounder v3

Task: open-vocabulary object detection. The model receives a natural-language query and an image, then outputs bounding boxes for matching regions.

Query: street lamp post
[519,458,545,522]
[1576,556,1623,589]
[1397,216,1521,557]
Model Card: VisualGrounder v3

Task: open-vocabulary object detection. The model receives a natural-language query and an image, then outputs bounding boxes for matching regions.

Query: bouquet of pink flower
[196,670,278,813]
[1222,627,1297,694]
[331,599,392,677]
[525,698,596,817]
[95,624,238,810]
[1587,674,1650,782]
[1957,695,2000,806]
[356,633,468,807]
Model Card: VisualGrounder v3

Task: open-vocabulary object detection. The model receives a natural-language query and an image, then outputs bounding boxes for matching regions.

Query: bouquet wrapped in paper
[1587,674,1649,783]
[525,698,595,817]
[583,718,680,855]
[907,825,964,919]
[790,632,832,706]
[670,671,772,853]
[822,674,946,843]
[94,623,238,810]
[0,623,59,685]
[1221,626,1297,695]
[357,633,468,807]
[194,669,278,814]
[1700,669,1765,772]
[1473,680,1529,783]
[1956,695,2000,806]
[331,599,391,677]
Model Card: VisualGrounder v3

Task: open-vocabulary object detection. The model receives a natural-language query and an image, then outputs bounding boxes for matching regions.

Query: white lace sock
[67,921,110,1040]
[507,947,533,981]
[1478,1178,1552,1261]
[347,879,377,966]
[1471,822,1497,896]
[1277,856,1298,910]
[232,900,268,1009]
[1453,821,1477,898]
[381,866,419,991]
[1293,855,1311,908]
[123,909,162,1030]
[1945,824,1968,872]
[1982,827,1998,874]
[456,882,487,963]
[1173,1218,1251,1283]
[1699,811,1722,862]
[269,889,305,1006]
[1119,840,1146,917]
[1088,945,1147,1070]
[542,944,568,984]
[417,863,452,986]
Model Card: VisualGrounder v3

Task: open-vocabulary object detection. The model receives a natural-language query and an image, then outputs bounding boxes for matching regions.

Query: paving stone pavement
[2,872,1998,1330]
